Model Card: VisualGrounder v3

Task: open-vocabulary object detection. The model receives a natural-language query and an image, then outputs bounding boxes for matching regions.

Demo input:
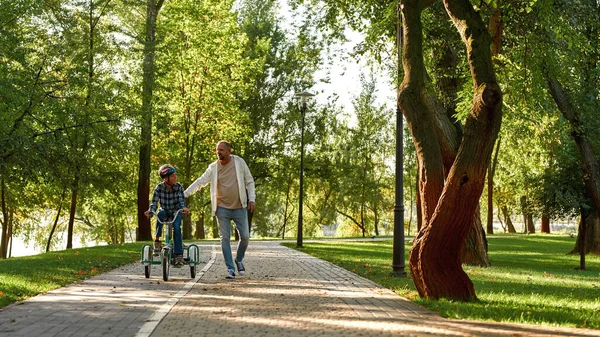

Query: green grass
[282,234,600,329]
[0,242,145,308]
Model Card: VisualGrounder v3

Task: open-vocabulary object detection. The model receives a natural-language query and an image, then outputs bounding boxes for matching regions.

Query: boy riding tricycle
[140,164,200,281]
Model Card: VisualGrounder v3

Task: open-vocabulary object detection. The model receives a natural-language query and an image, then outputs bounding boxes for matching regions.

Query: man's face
[216,143,231,162]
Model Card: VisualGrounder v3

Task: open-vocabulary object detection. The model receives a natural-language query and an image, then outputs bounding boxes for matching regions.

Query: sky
[277,1,397,116]
[312,30,397,114]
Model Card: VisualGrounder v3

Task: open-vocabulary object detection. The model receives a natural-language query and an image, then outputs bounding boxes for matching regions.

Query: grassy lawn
[282,234,600,329]
[0,242,144,308]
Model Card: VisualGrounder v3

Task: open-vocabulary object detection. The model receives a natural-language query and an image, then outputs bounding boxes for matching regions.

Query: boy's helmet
[158,164,177,178]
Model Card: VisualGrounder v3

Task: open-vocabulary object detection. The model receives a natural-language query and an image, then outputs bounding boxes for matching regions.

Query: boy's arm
[184,165,212,198]
[149,186,160,214]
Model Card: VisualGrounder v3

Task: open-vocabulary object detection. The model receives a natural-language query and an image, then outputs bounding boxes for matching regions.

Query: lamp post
[295,90,315,248]
[392,0,407,277]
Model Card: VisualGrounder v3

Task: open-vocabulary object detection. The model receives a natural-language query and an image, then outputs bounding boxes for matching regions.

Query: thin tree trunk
[415,166,422,232]
[7,220,12,258]
[137,0,165,241]
[67,177,79,249]
[520,195,535,233]
[195,212,205,239]
[407,168,413,235]
[1,178,8,259]
[487,137,501,234]
[501,206,517,233]
[497,212,506,232]
[373,207,380,236]
[577,209,587,270]
[527,214,535,234]
[281,181,291,239]
[46,189,67,252]
[212,215,218,238]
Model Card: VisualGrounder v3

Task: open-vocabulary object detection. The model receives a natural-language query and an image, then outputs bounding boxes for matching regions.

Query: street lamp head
[294,90,315,104]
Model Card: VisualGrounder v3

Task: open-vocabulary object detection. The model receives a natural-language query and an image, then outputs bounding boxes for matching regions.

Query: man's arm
[243,161,255,203]
[184,165,213,198]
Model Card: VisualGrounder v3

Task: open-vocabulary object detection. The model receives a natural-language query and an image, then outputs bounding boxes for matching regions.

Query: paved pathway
[1,241,599,337]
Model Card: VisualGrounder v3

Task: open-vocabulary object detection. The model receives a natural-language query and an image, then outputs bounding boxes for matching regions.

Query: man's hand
[248,202,255,213]
[182,207,189,214]
[144,210,150,218]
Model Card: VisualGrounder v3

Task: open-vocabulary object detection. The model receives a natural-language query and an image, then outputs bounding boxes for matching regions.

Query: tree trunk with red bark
[400,0,502,300]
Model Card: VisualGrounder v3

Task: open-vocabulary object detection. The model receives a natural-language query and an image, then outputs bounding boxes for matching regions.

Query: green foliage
[285,235,600,328]
[0,243,144,307]
[333,73,394,236]
[2,0,598,255]
[491,0,599,221]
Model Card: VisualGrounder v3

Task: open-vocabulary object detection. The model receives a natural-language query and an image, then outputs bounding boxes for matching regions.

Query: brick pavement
[1,240,599,337]
[150,241,600,337]
[0,244,214,337]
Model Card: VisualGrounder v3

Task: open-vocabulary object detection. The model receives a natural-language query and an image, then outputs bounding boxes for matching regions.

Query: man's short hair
[217,140,232,150]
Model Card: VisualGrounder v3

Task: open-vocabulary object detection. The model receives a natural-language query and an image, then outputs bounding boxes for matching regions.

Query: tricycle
[141,209,200,281]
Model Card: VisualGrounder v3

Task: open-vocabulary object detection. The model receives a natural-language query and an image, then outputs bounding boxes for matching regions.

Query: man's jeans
[155,209,184,255]
[216,207,250,272]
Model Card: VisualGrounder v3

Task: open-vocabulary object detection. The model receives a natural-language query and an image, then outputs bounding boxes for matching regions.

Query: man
[145,164,189,267]
[185,141,255,279]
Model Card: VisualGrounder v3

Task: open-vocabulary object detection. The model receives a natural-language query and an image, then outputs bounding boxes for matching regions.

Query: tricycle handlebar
[148,209,184,224]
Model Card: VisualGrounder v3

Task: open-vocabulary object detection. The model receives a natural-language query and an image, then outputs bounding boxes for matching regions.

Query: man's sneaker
[153,241,162,252]
[225,270,235,279]
[174,255,184,267]
[235,260,245,276]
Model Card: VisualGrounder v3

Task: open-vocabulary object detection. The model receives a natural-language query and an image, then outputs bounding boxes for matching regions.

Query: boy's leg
[232,207,250,264]
[154,210,166,251]
[216,207,235,273]
[155,209,167,238]
[172,212,183,255]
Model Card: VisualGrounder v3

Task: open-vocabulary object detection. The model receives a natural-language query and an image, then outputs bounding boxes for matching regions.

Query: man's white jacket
[184,155,255,216]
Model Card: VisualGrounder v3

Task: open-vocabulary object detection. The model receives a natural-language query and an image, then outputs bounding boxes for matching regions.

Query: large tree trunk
[541,213,550,233]
[570,211,600,255]
[427,6,489,267]
[401,0,502,300]
[461,207,490,266]
[137,0,165,241]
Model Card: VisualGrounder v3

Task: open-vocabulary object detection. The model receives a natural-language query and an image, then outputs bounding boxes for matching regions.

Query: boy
[145,164,189,266]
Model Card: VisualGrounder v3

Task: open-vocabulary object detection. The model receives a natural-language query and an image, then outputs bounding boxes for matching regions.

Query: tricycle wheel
[162,250,170,282]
